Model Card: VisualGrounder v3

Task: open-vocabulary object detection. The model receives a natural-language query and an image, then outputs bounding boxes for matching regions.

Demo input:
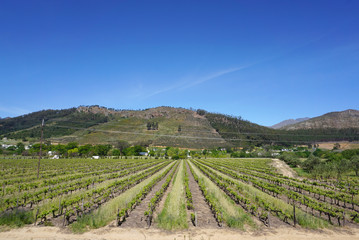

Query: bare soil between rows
[185,161,219,228]
[120,163,177,228]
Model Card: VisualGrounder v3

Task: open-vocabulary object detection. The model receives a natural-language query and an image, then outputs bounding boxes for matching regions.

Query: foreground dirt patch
[1,226,359,240]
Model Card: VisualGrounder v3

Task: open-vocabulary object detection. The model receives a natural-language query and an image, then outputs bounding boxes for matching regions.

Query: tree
[122,145,146,156]
[303,155,321,171]
[313,148,326,158]
[68,148,79,157]
[79,144,93,156]
[342,149,359,159]
[280,152,301,168]
[115,140,130,156]
[133,145,146,155]
[111,149,121,156]
[16,142,25,155]
[333,158,350,180]
[29,144,41,155]
[54,144,67,156]
[94,144,112,156]
[351,155,359,176]
[66,142,78,151]
[333,143,341,150]
[166,147,179,158]
[196,109,206,116]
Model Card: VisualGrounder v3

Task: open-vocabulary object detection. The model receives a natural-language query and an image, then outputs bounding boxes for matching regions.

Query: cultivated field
[1,158,359,239]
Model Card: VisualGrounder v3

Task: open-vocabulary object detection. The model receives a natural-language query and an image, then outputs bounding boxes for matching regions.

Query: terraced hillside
[56,106,227,148]
[1,106,359,148]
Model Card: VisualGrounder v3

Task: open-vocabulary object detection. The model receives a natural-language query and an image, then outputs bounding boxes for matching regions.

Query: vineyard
[1,157,359,234]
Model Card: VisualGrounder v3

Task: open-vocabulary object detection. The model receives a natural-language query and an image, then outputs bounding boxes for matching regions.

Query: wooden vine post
[63,209,67,226]
[293,200,296,227]
[34,209,39,226]
[195,211,198,227]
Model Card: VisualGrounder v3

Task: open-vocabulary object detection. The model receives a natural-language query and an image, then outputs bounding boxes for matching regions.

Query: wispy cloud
[144,65,251,98]
[179,66,250,90]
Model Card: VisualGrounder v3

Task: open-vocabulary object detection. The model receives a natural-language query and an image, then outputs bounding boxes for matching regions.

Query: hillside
[1,106,359,148]
[281,109,359,130]
[52,106,227,148]
[270,118,309,129]
[0,107,110,140]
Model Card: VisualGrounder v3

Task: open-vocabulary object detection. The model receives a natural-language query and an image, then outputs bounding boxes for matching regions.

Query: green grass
[70,162,174,233]
[292,167,311,178]
[188,161,256,230]
[157,160,188,230]
[0,210,34,228]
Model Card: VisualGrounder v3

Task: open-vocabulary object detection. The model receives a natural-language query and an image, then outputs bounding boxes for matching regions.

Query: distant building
[139,152,148,156]
[2,144,14,149]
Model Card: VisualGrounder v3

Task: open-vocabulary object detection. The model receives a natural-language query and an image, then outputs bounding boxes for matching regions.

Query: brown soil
[318,141,359,150]
[185,161,218,228]
[271,159,298,178]
[120,164,177,228]
[1,226,359,240]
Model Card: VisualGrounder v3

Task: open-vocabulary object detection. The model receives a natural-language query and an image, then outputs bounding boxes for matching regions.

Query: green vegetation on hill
[1,106,358,148]
[0,108,76,135]
[203,110,359,146]
[1,109,109,140]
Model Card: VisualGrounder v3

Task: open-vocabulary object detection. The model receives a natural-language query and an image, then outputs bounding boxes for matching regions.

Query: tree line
[279,148,359,180]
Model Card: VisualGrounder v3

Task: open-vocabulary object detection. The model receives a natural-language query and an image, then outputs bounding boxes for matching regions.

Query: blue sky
[1,0,358,126]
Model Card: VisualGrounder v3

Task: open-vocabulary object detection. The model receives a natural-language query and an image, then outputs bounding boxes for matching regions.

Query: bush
[303,155,321,171]
[0,210,33,227]
[279,152,300,167]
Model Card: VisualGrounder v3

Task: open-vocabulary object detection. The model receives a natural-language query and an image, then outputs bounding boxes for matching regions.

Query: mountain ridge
[281,109,359,130]
[1,106,358,148]
[270,117,310,129]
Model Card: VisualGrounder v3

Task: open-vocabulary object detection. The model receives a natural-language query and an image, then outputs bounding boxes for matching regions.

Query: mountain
[1,106,358,148]
[0,106,227,148]
[281,109,359,130]
[270,118,310,129]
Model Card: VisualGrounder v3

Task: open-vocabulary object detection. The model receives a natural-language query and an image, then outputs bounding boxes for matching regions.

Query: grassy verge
[70,162,175,233]
[0,209,33,228]
[157,160,188,230]
[188,160,256,230]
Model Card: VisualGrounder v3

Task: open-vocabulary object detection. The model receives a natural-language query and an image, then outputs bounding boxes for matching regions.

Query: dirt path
[185,161,218,228]
[120,163,176,228]
[1,226,359,240]
[271,158,298,178]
